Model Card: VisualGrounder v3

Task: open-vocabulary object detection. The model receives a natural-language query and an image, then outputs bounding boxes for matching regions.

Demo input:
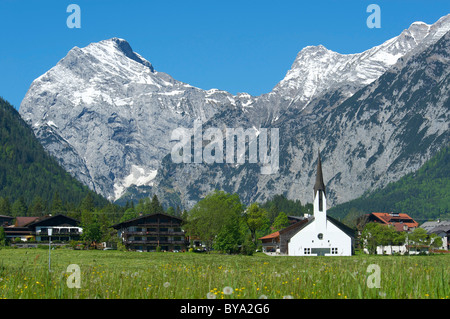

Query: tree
[166,206,175,216]
[150,195,164,214]
[185,190,244,251]
[408,227,430,253]
[100,202,122,225]
[392,230,407,247]
[261,194,312,224]
[181,209,188,223]
[82,221,102,248]
[51,191,64,214]
[29,196,46,216]
[343,208,366,229]
[361,222,385,254]
[135,198,145,215]
[244,203,269,243]
[0,197,11,216]
[380,225,401,254]
[213,212,242,254]
[97,211,114,243]
[241,234,256,256]
[266,203,279,225]
[80,206,104,249]
[0,226,6,246]
[11,197,27,217]
[361,222,409,254]
[175,205,182,217]
[80,193,94,213]
[124,200,130,211]
[271,212,290,232]
[119,208,139,223]
[429,233,443,250]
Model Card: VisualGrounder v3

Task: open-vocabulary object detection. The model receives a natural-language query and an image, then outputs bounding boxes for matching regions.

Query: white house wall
[288,220,352,256]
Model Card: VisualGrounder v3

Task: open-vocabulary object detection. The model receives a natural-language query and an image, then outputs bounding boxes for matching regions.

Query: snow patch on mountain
[114,166,158,200]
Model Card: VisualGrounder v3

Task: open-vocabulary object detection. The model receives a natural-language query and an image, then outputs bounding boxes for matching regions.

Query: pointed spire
[314,150,326,196]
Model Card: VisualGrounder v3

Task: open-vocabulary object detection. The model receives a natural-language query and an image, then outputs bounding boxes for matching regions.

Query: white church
[260,152,354,256]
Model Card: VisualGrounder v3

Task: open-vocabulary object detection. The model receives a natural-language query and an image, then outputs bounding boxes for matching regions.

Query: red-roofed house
[362,212,421,255]
[367,212,419,232]
[259,218,312,255]
[259,231,280,254]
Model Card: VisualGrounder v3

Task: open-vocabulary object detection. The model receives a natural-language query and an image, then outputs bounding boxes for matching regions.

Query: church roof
[259,218,310,241]
[313,151,326,196]
[261,216,355,241]
[327,216,356,239]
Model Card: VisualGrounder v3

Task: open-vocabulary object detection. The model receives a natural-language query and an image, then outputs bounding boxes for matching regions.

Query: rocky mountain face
[152,17,450,209]
[19,38,237,201]
[185,28,450,209]
[19,15,450,209]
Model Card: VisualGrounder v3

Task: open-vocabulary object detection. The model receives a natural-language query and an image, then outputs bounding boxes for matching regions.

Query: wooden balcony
[123,230,185,236]
[124,239,187,245]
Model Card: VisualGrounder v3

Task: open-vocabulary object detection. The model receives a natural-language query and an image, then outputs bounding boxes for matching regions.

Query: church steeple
[314,150,326,197]
[313,150,327,231]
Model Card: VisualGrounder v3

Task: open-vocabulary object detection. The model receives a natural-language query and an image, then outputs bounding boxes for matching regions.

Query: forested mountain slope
[329,144,450,223]
[0,97,108,214]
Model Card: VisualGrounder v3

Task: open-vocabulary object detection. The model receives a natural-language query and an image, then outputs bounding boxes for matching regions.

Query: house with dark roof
[112,212,187,252]
[0,215,14,227]
[28,215,82,242]
[260,152,355,256]
[4,216,40,242]
[4,215,82,242]
[420,220,450,251]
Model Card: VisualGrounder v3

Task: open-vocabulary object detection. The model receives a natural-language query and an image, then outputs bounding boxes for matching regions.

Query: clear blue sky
[0,0,449,109]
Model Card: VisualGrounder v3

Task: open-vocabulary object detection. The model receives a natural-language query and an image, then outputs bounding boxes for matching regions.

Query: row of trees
[0,189,304,253]
[0,192,81,218]
[71,191,309,252]
[3,187,444,256]
[360,222,443,254]
[181,191,309,255]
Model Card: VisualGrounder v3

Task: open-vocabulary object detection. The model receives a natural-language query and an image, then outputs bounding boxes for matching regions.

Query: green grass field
[0,248,448,299]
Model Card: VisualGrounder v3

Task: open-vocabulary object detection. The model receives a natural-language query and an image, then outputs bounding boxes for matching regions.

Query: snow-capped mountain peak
[19,37,236,200]
[269,14,450,115]
[18,15,450,203]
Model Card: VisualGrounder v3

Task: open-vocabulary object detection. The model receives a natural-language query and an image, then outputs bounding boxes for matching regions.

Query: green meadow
[0,248,448,299]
